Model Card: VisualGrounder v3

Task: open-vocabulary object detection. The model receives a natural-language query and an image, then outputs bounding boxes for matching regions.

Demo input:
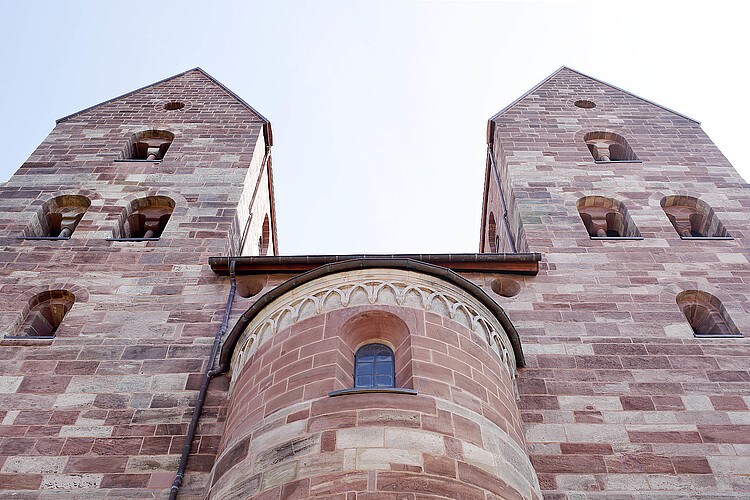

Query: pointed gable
[489,66,698,126]
[57,68,272,145]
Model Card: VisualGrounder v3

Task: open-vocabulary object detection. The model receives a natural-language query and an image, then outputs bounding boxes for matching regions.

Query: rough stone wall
[485,68,750,498]
[208,269,541,499]
[0,70,273,498]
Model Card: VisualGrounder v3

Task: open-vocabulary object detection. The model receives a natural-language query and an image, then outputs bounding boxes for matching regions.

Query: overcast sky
[1,1,747,255]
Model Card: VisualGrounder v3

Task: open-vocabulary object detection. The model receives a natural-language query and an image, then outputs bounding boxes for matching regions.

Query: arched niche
[18,290,75,337]
[113,196,175,239]
[584,131,638,162]
[339,310,413,390]
[676,290,741,337]
[121,130,174,160]
[661,195,731,238]
[577,196,641,238]
[26,195,90,238]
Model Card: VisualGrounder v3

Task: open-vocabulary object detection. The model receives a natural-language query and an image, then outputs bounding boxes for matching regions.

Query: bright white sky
[1,1,747,255]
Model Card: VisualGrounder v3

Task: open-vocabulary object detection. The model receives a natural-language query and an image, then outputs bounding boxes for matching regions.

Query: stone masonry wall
[485,68,750,498]
[208,268,541,499]
[0,69,274,499]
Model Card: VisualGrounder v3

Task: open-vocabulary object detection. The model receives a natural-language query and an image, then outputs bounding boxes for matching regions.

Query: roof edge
[55,67,273,144]
[489,66,566,122]
[489,66,700,125]
[56,67,199,123]
[218,258,527,370]
[209,253,541,275]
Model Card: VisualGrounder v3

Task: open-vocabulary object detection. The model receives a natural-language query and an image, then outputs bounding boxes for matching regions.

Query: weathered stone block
[2,457,67,474]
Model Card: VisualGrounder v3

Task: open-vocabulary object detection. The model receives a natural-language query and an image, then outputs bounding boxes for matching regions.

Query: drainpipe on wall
[487,145,518,253]
[168,260,236,500]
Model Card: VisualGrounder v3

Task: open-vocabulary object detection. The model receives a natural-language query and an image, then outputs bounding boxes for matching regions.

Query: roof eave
[217,258,529,369]
[209,253,541,276]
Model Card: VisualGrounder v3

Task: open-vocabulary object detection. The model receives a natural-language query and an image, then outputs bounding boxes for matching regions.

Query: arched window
[577,196,641,238]
[112,196,175,240]
[677,290,741,337]
[488,212,498,252]
[354,343,395,389]
[661,196,731,238]
[27,195,90,238]
[584,131,638,162]
[120,130,174,161]
[335,311,414,393]
[258,214,270,255]
[20,290,75,337]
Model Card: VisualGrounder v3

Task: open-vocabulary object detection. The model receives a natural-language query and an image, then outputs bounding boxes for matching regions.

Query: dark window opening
[354,343,395,389]
[258,214,270,255]
[577,196,641,239]
[584,131,638,162]
[20,290,75,337]
[26,195,90,238]
[487,212,498,252]
[164,101,185,111]
[112,196,175,240]
[575,99,596,109]
[677,290,741,337]
[121,130,174,161]
[661,196,731,239]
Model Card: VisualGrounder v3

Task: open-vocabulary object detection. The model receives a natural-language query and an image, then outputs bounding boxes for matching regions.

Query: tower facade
[0,69,277,498]
[0,67,748,500]
[482,67,750,497]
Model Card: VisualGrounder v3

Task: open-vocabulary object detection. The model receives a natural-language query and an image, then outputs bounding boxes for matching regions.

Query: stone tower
[0,68,277,497]
[0,66,748,500]
[481,67,750,497]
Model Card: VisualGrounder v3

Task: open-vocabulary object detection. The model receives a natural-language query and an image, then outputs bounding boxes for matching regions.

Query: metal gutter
[209,253,540,276]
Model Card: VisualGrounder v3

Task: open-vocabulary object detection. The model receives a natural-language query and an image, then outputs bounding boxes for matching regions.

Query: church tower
[0,66,748,499]
[0,68,277,497]
[481,67,750,497]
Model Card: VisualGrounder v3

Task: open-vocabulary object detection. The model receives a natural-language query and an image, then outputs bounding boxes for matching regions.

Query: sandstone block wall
[0,69,274,499]
[208,268,541,500]
[3,64,748,500]
[485,68,750,498]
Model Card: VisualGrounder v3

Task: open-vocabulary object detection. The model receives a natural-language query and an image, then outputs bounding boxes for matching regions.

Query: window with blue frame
[354,343,395,388]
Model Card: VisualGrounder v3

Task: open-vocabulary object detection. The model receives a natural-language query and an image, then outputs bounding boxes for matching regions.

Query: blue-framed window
[354,343,395,388]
